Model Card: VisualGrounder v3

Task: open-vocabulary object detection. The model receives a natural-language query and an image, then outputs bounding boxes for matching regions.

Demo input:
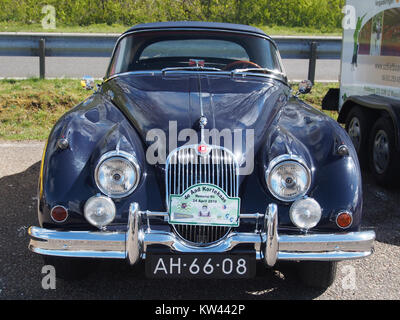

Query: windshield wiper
[231,68,285,77]
[162,66,222,74]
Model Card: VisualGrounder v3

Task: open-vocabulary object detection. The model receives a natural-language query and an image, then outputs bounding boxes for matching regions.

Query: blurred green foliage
[0,0,345,32]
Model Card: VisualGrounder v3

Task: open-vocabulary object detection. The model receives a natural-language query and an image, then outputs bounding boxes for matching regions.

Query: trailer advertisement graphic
[340,0,400,108]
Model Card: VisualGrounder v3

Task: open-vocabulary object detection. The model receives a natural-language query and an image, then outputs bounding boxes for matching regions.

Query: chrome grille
[166,145,239,245]
[174,225,230,244]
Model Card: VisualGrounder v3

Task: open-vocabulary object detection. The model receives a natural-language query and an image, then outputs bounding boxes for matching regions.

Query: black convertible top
[122,21,268,38]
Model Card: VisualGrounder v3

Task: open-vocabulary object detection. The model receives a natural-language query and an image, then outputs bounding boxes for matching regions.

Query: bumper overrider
[28,203,375,267]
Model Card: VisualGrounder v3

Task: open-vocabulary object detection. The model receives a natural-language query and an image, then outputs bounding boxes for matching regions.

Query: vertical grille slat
[230,160,233,197]
[207,154,211,183]
[177,151,181,194]
[199,153,202,183]
[220,150,223,190]
[174,153,178,195]
[187,151,189,191]
[191,148,194,187]
[225,152,228,195]
[166,145,239,246]
[211,150,215,184]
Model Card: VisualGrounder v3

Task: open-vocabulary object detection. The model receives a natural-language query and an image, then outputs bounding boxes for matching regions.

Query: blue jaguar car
[28,22,375,289]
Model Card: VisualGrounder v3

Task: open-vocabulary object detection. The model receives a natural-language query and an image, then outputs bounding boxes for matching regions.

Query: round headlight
[289,197,321,230]
[95,151,140,198]
[266,156,311,202]
[84,195,116,228]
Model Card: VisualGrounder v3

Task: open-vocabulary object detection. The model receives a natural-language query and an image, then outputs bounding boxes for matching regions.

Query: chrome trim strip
[231,68,286,78]
[142,230,262,254]
[28,226,126,259]
[28,226,125,242]
[278,251,372,261]
[278,230,375,253]
[162,67,222,74]
[143,211,169,218]
[105,70,287,83]
[29,248,126,259]
[240,213,264,219]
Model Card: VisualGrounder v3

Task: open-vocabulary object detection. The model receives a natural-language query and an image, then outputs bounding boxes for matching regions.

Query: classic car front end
[28,22,375,288]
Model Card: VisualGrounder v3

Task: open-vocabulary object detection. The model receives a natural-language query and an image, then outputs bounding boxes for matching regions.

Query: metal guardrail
[0,33,342,82]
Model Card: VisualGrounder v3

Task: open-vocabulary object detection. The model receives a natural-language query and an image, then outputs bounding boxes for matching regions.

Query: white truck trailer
[323,0,400,186]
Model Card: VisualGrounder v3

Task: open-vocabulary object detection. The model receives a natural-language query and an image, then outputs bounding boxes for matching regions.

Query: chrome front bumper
[28,203,376,267]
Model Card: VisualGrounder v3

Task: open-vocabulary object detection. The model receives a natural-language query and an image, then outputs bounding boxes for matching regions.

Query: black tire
[42,255,94,281]
[295,261,337,289]
[368,116,400,187]
[345,106,374,168]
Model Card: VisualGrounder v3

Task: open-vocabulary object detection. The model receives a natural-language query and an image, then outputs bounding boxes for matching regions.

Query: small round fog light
[336,211,353,229]
[51,206,68,223]
[290,197,321,230]
[84,195,116,228]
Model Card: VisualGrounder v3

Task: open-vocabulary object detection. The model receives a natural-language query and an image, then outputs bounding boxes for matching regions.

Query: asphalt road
[0,57,340,82]
[0,141,399,300]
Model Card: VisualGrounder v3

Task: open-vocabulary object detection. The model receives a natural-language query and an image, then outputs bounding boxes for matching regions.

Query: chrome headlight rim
[94,150,141,199]
[265,154,312,202]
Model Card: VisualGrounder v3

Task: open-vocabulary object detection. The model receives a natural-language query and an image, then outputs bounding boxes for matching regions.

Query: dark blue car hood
[40,72,363,231]
[105,73,287,154]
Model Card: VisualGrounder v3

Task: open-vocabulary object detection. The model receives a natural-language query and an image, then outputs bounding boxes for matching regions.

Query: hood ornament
[197,117,210,156]
[199,116,208,129]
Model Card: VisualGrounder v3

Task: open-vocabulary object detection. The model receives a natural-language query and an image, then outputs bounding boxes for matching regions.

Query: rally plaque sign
[168,184,240,227]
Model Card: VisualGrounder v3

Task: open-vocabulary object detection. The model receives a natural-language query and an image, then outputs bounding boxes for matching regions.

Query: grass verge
[293,81,339,120]
[0,78,90,140]
[0,22,342,36]
[258,25,342,37]
[0,78,338,141]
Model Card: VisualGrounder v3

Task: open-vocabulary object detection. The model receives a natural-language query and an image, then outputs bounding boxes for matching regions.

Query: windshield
[107,30,284,77]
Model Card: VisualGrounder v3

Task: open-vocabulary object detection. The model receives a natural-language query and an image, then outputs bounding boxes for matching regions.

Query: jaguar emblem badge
[196,144,211,156]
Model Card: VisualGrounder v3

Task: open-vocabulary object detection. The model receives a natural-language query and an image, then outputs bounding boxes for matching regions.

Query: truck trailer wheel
[369,116,400,187]
[345,106,373,168]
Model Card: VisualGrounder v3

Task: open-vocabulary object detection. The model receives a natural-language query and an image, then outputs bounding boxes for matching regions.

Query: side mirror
[297,80,313,95]
[81,76,95,91]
